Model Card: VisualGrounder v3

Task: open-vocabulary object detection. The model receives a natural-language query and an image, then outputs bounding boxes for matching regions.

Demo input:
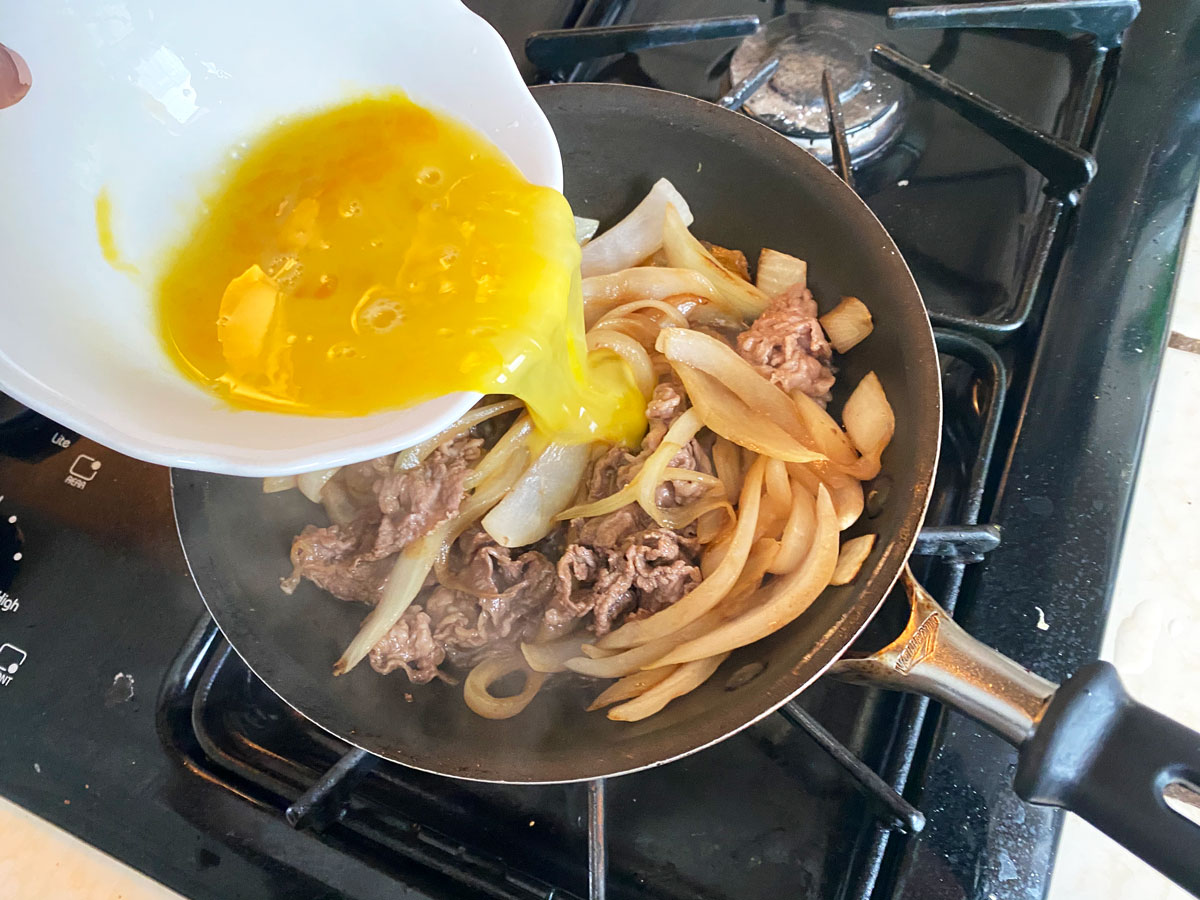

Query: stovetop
[2,1,1198,899]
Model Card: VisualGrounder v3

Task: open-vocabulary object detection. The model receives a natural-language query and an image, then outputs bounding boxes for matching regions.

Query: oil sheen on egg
[156,95,644,445]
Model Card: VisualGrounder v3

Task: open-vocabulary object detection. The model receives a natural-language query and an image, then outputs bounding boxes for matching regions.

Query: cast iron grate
[524,0,1138,336]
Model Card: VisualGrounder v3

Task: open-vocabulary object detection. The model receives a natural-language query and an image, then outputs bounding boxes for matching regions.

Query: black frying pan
[171,84,1200,893]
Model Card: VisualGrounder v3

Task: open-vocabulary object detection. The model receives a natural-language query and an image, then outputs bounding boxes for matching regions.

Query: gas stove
[2,2,1198,899]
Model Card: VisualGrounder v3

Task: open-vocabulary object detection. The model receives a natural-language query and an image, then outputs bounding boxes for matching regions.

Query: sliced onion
[297,467,340,503]
[662,205,769,320]
[587,667,677,711]
[712,437,745,503]
[769,479,816,574]
[557,408,705,524]
[582,267,720,327]
[650,484,839,667]
[830,533,877,585]
[840,372,895,481]
[790,389,857,465]
[521,635,589,673]
[574,215,600,244]
[765,458,791,507]
[596,298,690,331]
[658,328,824,460]
[333,520,450,677]
[580,179,694,278]
[753,487,790,542]
[395,399,523,472]
[320,480,360,526]
[607,653,729,721]
[463,653,546,719]
[482,441,592,548]
[262,475,297,493]
[587,329,656,398]
[695,507,728,544]
[755,248,807,297]
[580,643,620,660]
[669,359,824,465]
[467,414,532,489]
[819,297,873,353]
[685,300,746,334]
[789,462,864,531]
[566,633,686,678]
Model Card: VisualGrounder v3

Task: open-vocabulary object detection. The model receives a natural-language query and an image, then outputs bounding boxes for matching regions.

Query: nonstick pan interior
[171,84,941,783]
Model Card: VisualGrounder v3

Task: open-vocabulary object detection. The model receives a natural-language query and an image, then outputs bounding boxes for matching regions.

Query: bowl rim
[0,0,557,476]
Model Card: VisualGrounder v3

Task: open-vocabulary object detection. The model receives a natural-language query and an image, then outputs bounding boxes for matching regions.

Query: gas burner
[729,12,907,167]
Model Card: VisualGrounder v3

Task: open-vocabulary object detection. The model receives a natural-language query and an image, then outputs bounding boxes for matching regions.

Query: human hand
[0,44,31,109]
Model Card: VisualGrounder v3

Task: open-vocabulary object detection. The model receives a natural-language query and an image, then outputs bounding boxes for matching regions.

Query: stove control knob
[0,512,21,593]
[0,393,78,462]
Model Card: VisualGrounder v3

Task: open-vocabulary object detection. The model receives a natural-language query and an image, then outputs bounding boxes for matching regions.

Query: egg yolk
[155,95,645,446]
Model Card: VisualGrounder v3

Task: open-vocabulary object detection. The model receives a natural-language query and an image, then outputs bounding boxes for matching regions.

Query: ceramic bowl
[0,0,560,475]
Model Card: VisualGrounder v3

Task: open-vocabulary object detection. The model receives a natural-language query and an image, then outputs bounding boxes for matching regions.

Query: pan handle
[830,568,1200,894]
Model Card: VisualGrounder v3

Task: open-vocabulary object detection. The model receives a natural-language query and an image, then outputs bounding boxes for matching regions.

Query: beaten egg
[156,95,644,445]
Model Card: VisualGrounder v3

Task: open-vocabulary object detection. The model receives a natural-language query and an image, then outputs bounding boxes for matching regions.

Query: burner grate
[523,0,1138,336]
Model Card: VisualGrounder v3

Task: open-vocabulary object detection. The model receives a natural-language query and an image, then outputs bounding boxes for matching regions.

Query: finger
[0,44,32,109]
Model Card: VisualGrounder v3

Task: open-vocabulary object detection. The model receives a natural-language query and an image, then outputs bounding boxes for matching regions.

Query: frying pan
[171,84,1200,892]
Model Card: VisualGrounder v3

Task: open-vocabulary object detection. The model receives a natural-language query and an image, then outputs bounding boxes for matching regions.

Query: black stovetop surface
[2,2,1198,899]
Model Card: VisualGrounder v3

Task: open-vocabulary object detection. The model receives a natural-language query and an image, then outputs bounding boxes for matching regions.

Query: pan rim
[172,82,942,784]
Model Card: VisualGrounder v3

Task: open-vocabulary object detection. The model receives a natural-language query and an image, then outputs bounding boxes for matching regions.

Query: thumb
[0,44,32,109]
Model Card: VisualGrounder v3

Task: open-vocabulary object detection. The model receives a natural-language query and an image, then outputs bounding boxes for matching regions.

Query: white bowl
[0,0,561,475]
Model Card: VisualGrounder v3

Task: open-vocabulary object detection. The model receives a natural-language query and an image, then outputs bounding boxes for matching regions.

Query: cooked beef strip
[370,529,556,681]
[631,380,715,508]
[543,380,709,637]
[292,377,715,682]
[372,437,482,558]
[337,455,397,507]
[281,435,481,604]
[546,522,701,637]
[736,283,835,406]
[369,604,444,683]
[284,518,395,605]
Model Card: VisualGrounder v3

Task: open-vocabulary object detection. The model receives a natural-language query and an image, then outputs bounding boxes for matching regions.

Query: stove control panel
[0,509,20,594]
[0,393,78,462]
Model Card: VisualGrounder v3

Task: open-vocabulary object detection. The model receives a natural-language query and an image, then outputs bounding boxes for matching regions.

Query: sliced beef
[297,374,720,682]
[283,519,395,605]
[577,503,651,549]
[637,380,714,508]
[546,525,701,637]
[658,435,714,508]
[587,443,638,501]
[736,283,835,406]
[282,435,481,605]
[337,455,397,506]
[541,378,712,637]
[643,379,685,452]
[369,530,557,683]
[372,437,482,558]
[369,605,444,683]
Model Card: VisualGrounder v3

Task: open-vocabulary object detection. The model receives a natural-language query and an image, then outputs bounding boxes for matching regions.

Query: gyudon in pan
[270,179,895,723]
[172,83,938,785]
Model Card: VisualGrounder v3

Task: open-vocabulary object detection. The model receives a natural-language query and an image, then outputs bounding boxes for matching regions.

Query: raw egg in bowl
[0,0,573,475]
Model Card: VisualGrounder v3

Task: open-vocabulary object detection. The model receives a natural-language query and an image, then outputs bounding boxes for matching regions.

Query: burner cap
[729,12,906,166]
